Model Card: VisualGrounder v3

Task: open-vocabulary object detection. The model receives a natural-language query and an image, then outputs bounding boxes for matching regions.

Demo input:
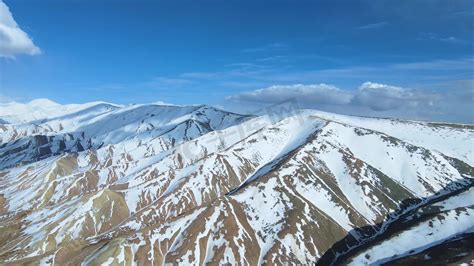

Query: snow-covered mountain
[0,100,472,265]
[0,99,122,124]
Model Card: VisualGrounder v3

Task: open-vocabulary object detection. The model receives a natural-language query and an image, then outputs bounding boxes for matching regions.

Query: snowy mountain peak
[0,99,121,124]
[27,98,60,107]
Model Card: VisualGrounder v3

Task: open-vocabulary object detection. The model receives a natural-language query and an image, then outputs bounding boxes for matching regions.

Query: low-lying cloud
[227,84,353,105]
[227,82,438,111]
[352,82,439,111]
[226,81,473,123]
[0,0,41,57]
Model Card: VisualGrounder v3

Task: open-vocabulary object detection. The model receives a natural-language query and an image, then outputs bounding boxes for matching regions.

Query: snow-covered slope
[0,100,472,265]
[347,188,474,265]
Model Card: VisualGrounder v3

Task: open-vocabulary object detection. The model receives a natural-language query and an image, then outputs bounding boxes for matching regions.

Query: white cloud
[227,82,435,111]
[352,82,439,111]
[226,83,353,105]
[226,81,473,123]
[356,21,389,30]
[0,0,41,57]
[392,58,474,70]
[417,32,470,45]
[440,36,468,44]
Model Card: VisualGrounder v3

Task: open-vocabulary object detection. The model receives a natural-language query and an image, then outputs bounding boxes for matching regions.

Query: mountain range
[0,99,473,265]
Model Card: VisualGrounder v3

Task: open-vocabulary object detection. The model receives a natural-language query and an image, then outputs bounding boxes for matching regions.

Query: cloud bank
[227,84,353,105]
[0,0,40,57]
[352,82,439,111]
[227,81,474,123]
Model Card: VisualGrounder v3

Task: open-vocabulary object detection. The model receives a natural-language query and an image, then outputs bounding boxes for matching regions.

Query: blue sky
[0,0,473,122]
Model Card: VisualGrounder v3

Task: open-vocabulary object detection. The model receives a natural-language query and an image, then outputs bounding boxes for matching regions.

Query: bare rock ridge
[0,101,473,265]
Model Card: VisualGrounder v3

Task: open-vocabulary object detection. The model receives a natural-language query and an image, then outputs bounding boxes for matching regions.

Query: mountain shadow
[317,177,474,265]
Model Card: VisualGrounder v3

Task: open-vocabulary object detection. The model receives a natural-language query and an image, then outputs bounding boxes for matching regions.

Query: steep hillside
[0,101,472,265]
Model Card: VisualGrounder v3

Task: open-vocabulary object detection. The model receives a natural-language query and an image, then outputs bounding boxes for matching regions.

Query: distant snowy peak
[26,98,61,107]
[0,98,121,124]
[0,102,254,168]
